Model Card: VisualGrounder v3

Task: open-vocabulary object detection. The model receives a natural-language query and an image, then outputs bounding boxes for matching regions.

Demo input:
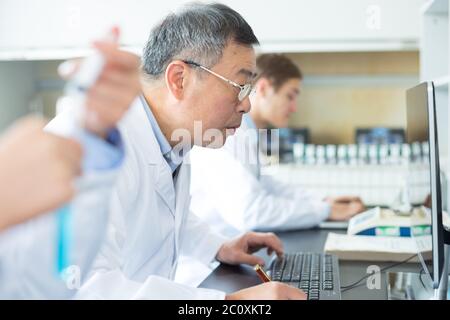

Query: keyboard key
[309,289,320,300]
[291,255,302,282]
[309,293,320,300]
[271,257,286,281]
[323,282,334,291]
[281,254,295,281]
[324,273,333,281]
[286,282,300,288]
[299,281,309,289]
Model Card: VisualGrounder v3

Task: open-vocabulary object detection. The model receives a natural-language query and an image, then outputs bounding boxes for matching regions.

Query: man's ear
[256,78,271,97]
[165,61,188,100]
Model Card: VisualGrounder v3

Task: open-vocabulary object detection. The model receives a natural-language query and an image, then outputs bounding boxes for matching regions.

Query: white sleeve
[179,212,229,266]
[76,269,225,300]
[261,173,329,206]
[190,147,330,233]
[75,211,228,300]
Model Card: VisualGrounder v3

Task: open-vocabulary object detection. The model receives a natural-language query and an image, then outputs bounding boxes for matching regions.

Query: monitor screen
[406,82,444,288]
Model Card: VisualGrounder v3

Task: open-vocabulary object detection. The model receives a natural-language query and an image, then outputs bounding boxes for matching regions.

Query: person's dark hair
[255,54,303,91]
[142,2,259,80]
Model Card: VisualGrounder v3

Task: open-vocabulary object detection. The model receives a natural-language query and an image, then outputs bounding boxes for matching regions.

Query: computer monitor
[406,82,449,290]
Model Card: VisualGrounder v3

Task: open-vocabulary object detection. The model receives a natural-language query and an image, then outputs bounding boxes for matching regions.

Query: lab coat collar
[139,95,172,156]
[119,97,164,166]
[140,95,189,173]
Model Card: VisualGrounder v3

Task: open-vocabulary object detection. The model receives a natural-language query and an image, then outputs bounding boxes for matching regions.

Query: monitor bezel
[408,82,444,288]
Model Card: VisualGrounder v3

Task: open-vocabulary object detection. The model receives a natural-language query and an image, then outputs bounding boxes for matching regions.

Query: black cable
[419,268,428,290]
[340,254,417,292]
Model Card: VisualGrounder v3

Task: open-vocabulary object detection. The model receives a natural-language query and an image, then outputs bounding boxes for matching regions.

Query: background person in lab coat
[70,3,306,300]
[0,37,141,298]
[190,54,365,237]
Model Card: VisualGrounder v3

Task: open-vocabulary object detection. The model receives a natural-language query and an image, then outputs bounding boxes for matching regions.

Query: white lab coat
[0,112,121,299]
[190,115,331,237]
[73,97,228,299]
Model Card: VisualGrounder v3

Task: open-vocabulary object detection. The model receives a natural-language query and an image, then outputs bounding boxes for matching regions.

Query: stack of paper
[324,232,432,262]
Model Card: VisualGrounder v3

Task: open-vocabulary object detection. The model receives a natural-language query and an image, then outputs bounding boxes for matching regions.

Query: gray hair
[141,2,259,80]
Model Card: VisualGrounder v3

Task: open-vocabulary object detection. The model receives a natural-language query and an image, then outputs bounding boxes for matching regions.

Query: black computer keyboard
[268,253,341,300]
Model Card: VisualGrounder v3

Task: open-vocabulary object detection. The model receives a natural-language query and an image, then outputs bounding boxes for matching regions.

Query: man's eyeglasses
[182,60,253,102]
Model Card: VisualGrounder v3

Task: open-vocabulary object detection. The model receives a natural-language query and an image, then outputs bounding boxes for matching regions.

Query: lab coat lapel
[120,97,176,216]
[174,160,191,237]
[170,159,191,277]
[153,163,176,217]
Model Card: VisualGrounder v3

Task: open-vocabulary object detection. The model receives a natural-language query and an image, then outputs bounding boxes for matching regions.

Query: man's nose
[237,96,251,114]
[290,101,298,113]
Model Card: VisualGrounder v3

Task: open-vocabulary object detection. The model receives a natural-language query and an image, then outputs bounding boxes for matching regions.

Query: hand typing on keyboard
[216,232,284,266]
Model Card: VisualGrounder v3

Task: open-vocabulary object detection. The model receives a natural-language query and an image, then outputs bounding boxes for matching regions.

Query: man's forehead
[232,56,257,79]
[221,43,256,78]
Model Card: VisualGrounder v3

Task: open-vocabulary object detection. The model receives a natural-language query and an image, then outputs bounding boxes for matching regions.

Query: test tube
[293,142,305,164]
[348,144,358,165]
[389,143,401,164]
[316,145,326,164]
[326,144,337,164]
[368,144,378,164]
[358,144,368,164]
[401,143,411,164]
[305,144,316,165]
[379,144,389,165]
[337,144,347,165]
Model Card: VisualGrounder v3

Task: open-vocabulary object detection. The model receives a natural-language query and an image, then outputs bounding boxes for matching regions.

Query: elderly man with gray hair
[62,3,306,299]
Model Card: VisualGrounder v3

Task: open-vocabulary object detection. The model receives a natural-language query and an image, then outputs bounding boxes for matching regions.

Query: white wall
[0,62,36,130]
[0,0,426,59]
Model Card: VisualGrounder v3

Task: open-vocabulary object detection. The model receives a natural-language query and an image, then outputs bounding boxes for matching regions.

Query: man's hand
[0,117,82,231]
[226,282,307,300]
[216,232,283,266]
[326,196,365,221]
